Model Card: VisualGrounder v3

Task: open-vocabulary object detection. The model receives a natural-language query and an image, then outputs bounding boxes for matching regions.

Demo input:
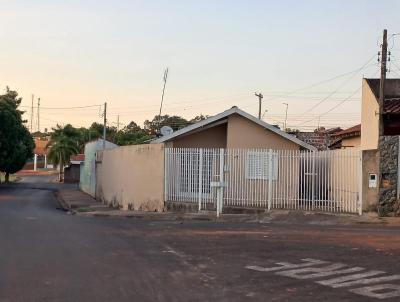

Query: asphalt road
[1,176,400,302]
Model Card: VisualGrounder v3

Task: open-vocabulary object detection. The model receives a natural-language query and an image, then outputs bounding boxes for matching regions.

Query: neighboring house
[290,127,342,150]
[361,78,400,150]
[80,139,118,197]
[329,124,361,149]
[23,138,50,170]
[360,78,400,213]
[64,154,85,183]
[152,106,316,151]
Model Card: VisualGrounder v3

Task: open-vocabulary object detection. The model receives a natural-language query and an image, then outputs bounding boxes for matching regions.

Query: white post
[198,148,203,212]
[268,149,273,210]
[33,154,38,171]
[217,148,224,217]
[164,148,168,204]
[44,154,47,169]
[311,151,315,210]
[359,150,363,215]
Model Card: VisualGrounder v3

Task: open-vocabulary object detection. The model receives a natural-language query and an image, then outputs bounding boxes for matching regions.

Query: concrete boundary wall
[96,144,165,211]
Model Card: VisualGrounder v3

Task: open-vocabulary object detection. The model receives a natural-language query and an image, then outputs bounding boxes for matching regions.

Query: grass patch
[0,174,19,183]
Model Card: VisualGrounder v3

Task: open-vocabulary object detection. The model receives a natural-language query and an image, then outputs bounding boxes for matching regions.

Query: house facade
[152,106,316,151]
[361,78,400,215]
[80,139,118,197]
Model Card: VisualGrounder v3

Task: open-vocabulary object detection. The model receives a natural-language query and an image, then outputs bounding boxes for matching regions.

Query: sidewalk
[55,189,400,226]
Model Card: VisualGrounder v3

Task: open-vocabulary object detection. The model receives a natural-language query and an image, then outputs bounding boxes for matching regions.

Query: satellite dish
[160,126,174,136]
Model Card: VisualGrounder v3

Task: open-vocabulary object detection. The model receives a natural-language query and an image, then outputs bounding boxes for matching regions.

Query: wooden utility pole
[37,98,40,132]
[378,29,388,212]
[379,29,388,139]
[255,92,263,119]
[116,115,120,132]
[103,102,107,150]
[30,94,34,132]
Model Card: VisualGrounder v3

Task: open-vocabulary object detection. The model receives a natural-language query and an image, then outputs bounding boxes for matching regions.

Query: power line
[20,104,101,110]
[299,56,377,115]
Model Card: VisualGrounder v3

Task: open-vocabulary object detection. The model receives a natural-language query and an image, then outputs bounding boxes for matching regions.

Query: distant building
[289,127,342,151]
[329,124,361,149]
[64,154,85,183]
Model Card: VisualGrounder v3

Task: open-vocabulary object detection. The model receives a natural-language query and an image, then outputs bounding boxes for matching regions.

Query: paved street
[1,176,400,301]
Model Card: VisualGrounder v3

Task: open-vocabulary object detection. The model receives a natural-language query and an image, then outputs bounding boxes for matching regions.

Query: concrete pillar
[44,154,47,169]
[33,154,38,171]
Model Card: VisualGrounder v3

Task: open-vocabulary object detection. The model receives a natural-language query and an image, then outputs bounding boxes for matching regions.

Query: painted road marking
[246,259,400,300]
[350,284,400,300]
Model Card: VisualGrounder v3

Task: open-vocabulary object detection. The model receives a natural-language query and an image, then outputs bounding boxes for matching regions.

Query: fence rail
[165,148,362,214]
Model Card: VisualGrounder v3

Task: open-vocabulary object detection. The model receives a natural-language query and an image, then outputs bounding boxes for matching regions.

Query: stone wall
[379,136,400,216]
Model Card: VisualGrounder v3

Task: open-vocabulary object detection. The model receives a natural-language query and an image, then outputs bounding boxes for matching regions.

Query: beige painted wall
[361,79,379,150]
[342,136,361,148]
[362,149,379,211]
[96,144,165,211]
[226,114,300,150]
[169,123,227,148]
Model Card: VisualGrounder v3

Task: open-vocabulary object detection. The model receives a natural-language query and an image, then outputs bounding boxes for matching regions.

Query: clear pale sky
[1,0,399,131]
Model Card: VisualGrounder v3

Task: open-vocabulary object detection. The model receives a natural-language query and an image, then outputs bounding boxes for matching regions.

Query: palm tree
[47,135,79,182]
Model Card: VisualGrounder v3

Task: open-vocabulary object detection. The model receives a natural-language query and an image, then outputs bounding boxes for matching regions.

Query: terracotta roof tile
[384,98,400,114]
[332,124,361,137]
[70,154,85,162]
[34,139,49,155]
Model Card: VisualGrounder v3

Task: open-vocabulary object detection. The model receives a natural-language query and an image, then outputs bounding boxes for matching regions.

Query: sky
[0,0,399,132]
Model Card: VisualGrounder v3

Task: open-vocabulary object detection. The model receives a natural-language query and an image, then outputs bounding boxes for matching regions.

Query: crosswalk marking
[246,259,400,300]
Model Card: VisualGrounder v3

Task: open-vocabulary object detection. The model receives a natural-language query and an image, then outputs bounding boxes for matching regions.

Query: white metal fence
[165,148,362,215]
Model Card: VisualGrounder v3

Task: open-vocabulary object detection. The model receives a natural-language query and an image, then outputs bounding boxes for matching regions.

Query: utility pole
[30,94,34,132]
[103,102,107,150]
[255,92,263,119]
[283,102,289,131]
[37,98,40,132]
[378,29,388,140]
[117,115,120,132]
[378,29,388,213]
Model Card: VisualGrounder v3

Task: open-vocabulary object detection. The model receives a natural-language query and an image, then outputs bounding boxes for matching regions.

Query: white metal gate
[165,148,362,215]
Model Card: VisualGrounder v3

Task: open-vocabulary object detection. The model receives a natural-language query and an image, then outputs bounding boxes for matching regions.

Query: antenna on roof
[160,125,173,137]
[158,67,169,127]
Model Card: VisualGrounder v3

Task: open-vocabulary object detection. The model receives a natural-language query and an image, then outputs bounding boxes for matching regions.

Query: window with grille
[245,151,278,180]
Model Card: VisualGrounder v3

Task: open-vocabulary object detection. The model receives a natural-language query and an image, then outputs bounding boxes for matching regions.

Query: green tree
[115,121,151,145]
[47,134,79,182]
[0,88,34,182]
[144,115,190,134]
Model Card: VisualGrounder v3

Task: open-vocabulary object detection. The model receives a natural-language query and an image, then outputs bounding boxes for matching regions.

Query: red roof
[70,154,85,162]
[332,124,361,137]
[34,139,49,155]
[384,98,400,114]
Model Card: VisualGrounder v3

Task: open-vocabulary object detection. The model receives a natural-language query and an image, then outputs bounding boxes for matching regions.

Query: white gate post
[267,149,273,210]
[198,148,203,212]
[33,154,38,171]
[216,148,224,217]
[164,148,168,203]
[311,151,316,210]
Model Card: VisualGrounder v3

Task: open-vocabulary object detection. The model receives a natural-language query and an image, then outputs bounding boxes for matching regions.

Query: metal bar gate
[165,148,362,215]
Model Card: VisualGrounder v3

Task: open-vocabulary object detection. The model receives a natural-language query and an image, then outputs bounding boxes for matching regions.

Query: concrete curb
[53,191,72,212]
[73,210,400,226]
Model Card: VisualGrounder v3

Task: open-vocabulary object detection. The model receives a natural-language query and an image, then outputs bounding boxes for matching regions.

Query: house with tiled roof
[361,78,400,150]
[330,124,361,149]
